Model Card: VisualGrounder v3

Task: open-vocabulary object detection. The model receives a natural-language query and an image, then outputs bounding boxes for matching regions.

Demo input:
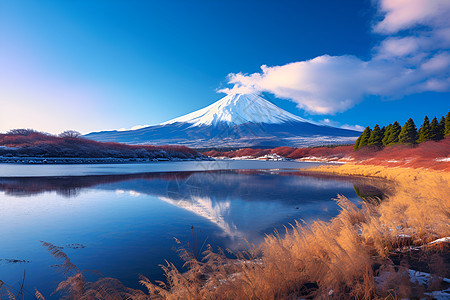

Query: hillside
[0,131,203,162]
[204,137,450,171]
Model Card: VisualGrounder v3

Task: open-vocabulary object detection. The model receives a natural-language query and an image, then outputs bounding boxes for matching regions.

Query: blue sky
[0,0,449,134]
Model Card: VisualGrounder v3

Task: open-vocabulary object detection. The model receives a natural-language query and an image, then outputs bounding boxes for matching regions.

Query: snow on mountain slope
[161,93,312,126]
[85,93,360,148]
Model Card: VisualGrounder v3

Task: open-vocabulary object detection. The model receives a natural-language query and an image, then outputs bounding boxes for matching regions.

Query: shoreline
[0,156,212,165]
[0,155,340,165]
[306,162,450,181]
[136,163,450,299]
[0,159,323,177]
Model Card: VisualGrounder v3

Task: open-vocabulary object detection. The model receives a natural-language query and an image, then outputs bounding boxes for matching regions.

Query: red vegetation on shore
[203,137,450,171]
[0,132,201,159]
[352,137,450,171]
[203,145,353,160]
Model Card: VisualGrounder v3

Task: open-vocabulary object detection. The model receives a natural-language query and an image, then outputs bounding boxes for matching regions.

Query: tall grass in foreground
[1,165,449,299]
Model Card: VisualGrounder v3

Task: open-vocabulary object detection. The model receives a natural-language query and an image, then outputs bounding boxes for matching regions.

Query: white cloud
[420,52,450,72]
[375,36,422,59]
[218,0,450,115]
[117,124,149,131]
[374,0,450,34]
[319,119,364,132]
[130,124,149,130]
[219,53,450,114]
[341,124,365,132]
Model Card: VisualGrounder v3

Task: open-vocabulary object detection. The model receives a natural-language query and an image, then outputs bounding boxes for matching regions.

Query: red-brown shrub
[202,138,450,170]
[0,132,201,159]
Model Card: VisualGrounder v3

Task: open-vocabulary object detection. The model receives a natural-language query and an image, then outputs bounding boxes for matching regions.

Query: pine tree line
[354,110,450,151]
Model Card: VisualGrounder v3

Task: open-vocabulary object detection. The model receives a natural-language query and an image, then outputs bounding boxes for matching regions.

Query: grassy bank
[203,137,450,172]
[135,165,449,299]
[1,164,449,299]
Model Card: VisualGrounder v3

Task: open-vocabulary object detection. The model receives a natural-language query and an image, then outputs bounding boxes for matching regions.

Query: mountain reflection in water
[0,169,388,295]
[0,170,386,246]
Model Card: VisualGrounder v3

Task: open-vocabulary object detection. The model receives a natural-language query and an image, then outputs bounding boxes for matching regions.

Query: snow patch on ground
[427,237,450,245]
[436,157,450,162]
[408,269,450,299]
[297,156,346,164]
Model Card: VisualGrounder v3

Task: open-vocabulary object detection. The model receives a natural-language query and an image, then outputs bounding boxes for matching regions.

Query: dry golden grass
[131,165,449,299]
[1,164,449,299]
[312,165,450,251]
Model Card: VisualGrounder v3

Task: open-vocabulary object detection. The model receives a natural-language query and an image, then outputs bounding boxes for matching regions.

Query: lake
[0,161,384,297]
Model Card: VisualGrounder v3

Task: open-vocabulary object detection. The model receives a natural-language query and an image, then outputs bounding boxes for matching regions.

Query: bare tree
[59,130,82,138]
[7,128,38,135]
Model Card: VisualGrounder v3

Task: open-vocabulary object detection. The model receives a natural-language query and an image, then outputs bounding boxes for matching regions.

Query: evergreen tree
[353,135,362,151]
[398,118,418,144]
[385,121,401,146]
[368,124,383,147]
[380,126,386,137]
[430,116,443,141]
[439,116,446,137]
[445,110,450,137]
[357,127,371,149]
[417,116,432,143]
[382,124,392,146]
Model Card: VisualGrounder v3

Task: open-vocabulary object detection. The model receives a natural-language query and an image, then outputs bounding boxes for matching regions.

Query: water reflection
[0,171,386,245]
[0,170,387,295]
[353,183,386,203]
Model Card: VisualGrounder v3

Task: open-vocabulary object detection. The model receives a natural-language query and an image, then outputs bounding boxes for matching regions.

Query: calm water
[0,160,323,177]
[0,161,383,297]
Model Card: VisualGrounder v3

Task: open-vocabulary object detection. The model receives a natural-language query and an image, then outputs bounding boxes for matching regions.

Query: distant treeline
[0,129,202,159]
[354,110,450,151]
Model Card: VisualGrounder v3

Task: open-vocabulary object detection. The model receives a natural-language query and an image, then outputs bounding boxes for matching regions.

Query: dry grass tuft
[35,289,45,300]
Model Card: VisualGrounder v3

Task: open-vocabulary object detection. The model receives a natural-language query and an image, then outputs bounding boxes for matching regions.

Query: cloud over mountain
[219,0,450,114]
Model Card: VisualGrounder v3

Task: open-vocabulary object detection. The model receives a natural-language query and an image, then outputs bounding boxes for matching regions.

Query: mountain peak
[161,93,310,127]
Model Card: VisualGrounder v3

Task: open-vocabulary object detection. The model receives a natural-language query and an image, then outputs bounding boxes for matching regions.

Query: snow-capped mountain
[161,93,310,126]
[85,93,360,148]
